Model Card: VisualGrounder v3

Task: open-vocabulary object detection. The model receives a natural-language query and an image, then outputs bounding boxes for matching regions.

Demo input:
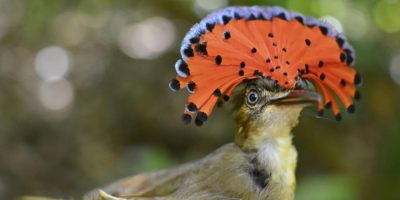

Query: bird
[84,6,361,200]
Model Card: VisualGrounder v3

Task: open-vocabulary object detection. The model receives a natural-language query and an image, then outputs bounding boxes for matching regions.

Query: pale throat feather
[235,106,303,198]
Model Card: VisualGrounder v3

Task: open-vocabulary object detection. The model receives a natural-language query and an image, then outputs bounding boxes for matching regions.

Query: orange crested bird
[84,6,361,200]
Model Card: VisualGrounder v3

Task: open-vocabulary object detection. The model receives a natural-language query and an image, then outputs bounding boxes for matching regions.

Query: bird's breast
[255,135,298,200]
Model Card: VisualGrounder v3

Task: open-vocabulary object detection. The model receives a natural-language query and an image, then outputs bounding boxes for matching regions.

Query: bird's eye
[247,89,259,106]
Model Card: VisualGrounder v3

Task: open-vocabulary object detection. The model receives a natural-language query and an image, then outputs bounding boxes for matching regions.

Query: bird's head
[169,6,361,144]
[234,78,319,150]
[236,78,318,129]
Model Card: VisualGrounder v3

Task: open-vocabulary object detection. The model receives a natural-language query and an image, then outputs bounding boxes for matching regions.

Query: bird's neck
[234,107,302,199]
[234,116,299,176]
[235,121,295,152]
[234,107,302,152]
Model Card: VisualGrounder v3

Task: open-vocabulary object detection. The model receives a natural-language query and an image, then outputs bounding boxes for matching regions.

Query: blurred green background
[0,0,399,199]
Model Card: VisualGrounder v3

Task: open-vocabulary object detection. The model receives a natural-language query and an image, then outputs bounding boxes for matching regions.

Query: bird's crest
[169,6,361,125]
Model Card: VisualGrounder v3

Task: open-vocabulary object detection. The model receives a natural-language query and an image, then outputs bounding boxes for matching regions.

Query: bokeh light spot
[0,15,9,40]
[343,10,369,40]
[118,17,176,60]
[318,0,346,20]
[34,46,70,81]
[194,0,229,17]
[39,79,75,111]
[374,0,400,33]
[389,53,400,86]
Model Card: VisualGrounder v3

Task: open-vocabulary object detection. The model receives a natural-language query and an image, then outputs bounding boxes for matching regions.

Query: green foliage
[296,175,358,200]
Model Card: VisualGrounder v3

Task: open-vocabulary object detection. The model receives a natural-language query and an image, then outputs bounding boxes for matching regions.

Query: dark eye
[247,89,259,105]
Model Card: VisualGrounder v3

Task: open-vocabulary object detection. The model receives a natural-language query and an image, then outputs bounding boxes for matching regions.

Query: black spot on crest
[189,37,200,44]
[347,104,355,113]
[234,12,242,20]
[268,32,274,38]
[223,31,231,40]
[319,26,328,35]
[345,49,354,65]
[320,73,326,80]
[277,13,287,20]
[354,73,362,86]
[294,16,304,24]
[206,23,215,32]
[248,14,256,20]
[222,15,231,25]
[183,46,194,57]
[194,118,203,126]
[253,70,260,76]
[336,37,345,48]
[240,61,246,68]
[257,13,266,20]
[187,102,198,113]
[213,88,222,97]
[305,39,311,46]
[178,60,190,76]
[215,55,222,65]
[197,112,208,122]
[325,102,332,109]
[223,95,230,101]
[169,78,180,92]
[340,53,347,62]
[187,81,196,92]
[196,43,208,55]
[182,114,192,124]
[340,79,346,86]
[347,55,354,65]
[318,60,324,68]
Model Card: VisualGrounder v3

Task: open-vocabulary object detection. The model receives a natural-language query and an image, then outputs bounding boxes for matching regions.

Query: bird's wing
[90,190,242,200]
[84,167,189,200]
[84,143,242,200]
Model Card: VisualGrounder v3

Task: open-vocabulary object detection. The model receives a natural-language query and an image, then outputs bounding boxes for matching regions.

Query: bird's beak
[270,90,321,106]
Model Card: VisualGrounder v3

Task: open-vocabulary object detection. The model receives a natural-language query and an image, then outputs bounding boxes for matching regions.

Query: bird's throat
[234,106,302,152]
[234,106,302,199]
